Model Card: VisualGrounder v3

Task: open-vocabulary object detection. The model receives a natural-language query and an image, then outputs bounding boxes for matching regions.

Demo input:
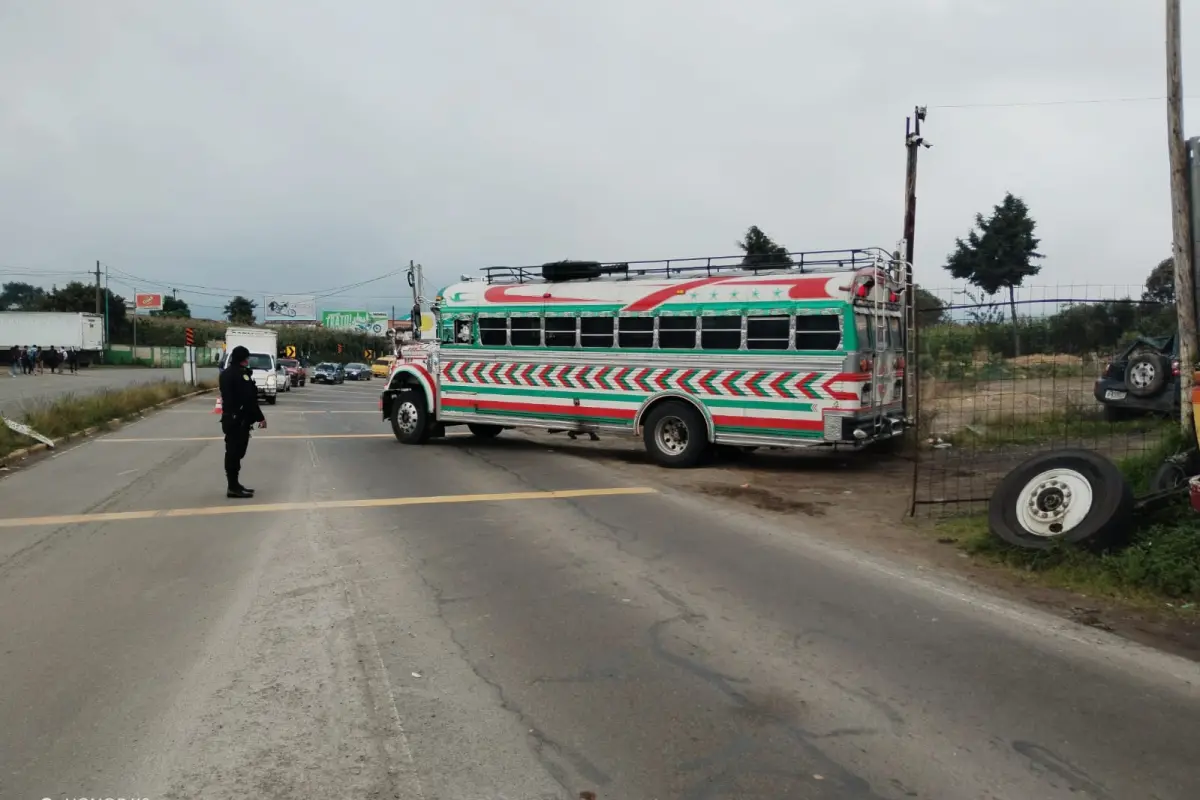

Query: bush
[1105,521,1200,598]
[0,380,211,458]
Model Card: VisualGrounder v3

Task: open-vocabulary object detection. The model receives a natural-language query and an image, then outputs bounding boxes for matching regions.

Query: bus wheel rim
[655,415,688,455]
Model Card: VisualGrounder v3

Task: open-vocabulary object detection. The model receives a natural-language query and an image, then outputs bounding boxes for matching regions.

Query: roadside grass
[945,403,1174,448]
[0,380,214,459]
[934,506,1200,608]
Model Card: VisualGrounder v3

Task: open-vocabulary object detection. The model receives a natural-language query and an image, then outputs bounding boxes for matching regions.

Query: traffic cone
[213,396,223,414]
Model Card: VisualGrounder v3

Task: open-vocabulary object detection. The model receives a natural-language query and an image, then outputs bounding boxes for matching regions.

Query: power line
[0,267,93,279]
[932,94,1200,110]
[102,262,408,299]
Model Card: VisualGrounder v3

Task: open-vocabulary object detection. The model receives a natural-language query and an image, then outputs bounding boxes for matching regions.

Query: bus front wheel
[391,387,430,445]
[643,401,708,468]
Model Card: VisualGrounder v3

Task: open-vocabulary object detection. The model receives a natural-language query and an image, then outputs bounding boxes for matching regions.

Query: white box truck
[221,327,280,405]
[0,312,105,365]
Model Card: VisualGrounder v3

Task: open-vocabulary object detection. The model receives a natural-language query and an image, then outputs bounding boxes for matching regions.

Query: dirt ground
[513,429,1200,663]
[921,375,1098,436]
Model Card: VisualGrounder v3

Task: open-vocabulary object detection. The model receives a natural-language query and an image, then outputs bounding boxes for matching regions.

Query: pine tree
[737,226,791,268]
[944,193,1043,355]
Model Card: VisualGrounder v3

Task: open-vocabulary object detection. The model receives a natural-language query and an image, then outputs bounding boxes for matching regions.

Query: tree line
[0,281,385,361]
[5,212,1172,362]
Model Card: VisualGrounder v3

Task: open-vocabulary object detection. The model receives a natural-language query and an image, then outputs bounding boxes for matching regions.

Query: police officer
[219,345,266,498]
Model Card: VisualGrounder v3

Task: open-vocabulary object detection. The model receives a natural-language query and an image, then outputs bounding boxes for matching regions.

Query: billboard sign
[321,310,389,334]
[264,295,317,322]
[134,292,163,312]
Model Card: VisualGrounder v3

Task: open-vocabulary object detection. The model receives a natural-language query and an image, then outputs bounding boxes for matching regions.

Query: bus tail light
[859,357,873,372]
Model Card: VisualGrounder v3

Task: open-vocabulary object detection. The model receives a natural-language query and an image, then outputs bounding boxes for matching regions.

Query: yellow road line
[0,487,659,529]
[100,433,393,442]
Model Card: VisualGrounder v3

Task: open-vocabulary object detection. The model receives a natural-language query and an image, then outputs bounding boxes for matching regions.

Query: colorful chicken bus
[379,248,907,467]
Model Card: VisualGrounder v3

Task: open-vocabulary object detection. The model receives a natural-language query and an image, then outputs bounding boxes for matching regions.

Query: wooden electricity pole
[1167,0,1198,440]
[901,106,930,421]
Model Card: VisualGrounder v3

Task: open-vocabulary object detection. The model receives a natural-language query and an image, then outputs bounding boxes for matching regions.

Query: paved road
[0,378,1197,799]
[0,367,219,415]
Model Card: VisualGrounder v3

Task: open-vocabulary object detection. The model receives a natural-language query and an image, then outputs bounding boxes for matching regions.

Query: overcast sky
[1,0,1196,319]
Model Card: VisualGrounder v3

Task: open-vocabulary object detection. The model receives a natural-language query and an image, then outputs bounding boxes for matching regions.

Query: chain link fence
[909,283,1181,515]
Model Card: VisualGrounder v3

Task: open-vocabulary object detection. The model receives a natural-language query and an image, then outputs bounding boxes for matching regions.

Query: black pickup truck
[1093,335,1180,421]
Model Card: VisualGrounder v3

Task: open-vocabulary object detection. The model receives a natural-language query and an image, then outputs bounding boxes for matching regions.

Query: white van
[221,327,280,405]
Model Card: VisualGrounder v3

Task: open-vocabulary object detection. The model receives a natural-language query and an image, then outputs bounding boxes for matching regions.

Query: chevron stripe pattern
[441,361,865,401]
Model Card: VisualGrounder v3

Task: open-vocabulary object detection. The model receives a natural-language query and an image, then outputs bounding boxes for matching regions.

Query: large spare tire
[988,449,1133,551]
[1124,352,1169,397]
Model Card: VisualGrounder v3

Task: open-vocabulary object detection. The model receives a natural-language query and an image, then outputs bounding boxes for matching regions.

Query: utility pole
[901,106,930,421]
[1167,0,1197,440]
[94,260,102,315]
[103,265,110,356]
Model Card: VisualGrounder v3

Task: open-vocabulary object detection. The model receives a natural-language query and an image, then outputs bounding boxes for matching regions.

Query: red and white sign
[135,293,164,311]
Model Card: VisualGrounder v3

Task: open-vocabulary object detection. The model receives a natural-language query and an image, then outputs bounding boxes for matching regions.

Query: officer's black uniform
[219,346,265,498]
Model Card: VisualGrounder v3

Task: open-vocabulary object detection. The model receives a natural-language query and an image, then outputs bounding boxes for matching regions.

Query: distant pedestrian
[8,345,18,377]
[67,347,79,374]
[21,346,32,375]
[218,345,266,499]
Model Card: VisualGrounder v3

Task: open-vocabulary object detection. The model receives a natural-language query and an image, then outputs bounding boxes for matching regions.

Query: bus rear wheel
[643,401,708,468]
[468,423,503,439]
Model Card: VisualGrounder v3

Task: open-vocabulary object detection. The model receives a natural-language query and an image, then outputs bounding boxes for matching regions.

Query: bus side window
[478,316,507,347]
[617,317,654,348]
[544,316,578,348]
[746,316,789,350]
[581,316,615,348]
[447,317,472,344]
[657,316,698,349]
[700,315,742,350]
[795,315,842,351]
[510,318,541,346]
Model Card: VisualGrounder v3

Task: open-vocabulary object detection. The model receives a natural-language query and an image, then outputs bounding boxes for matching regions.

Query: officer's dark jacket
[219,364,266,428]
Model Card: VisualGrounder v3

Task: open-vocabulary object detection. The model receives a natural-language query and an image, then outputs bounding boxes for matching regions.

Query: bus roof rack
[480,247,898,285]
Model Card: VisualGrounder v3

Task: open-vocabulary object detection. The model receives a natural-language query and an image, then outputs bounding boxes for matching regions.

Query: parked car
[312,362,345,384]
[275,362,292,392]
[371,356,396,379]
[344,362,371,381]
[278,357,306,387]
[1093,334,1180,421]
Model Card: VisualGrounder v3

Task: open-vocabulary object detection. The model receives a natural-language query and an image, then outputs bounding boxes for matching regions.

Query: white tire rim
[395,401,420,435]
[1129,360,1156,389]
[1016,467,1094,538]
